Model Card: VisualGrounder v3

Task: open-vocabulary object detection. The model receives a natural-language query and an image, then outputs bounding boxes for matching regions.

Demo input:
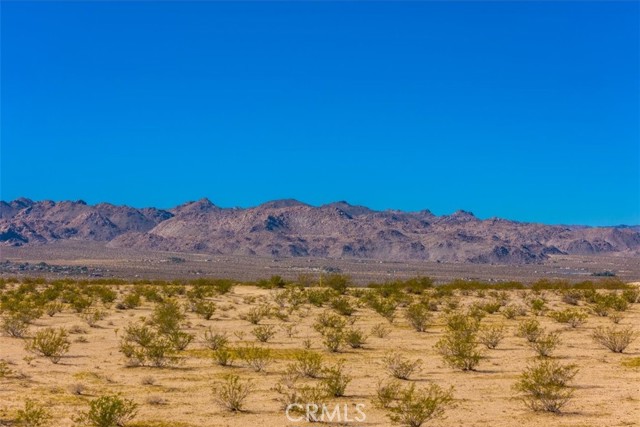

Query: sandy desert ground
[1,279,639,427]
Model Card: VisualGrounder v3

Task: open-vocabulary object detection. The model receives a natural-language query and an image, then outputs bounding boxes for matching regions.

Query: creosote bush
[212,374,254,412]
[330,296,355,316]
[321,361,352,397]
[251,324,276,343]
[45,301,64,317]
[241,305,270,324]
[25,327,70,364]
[592,326,637,353]
[344,327,368,349]
[549,308,588,328]
[203,328,228,350]
[212,346,236,367]
[76,394,138,427]
[383,351,422,380]
[371,323,391,338]
[193,300,216,320]
[478,324,506,349]
[119,323,179,368]
[513,359,578,413]
[288,350,324,378]
[384,382,455,427]
[1,314,30,338]
[435,313,483,371]
[375,378,403,409]
[236,343,272,372]
[528,331,561,358]
[322,273,351,294]
[313,311,348,352]
[516,319,543,343]
[405,303,431,332]
[16,400,51,427]
[272,372,329,413]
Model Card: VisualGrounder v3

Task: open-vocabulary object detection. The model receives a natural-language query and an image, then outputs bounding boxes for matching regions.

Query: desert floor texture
[1,282,639,427]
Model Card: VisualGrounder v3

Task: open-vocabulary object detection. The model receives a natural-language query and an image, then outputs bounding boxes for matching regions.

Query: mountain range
[1,197,639,265]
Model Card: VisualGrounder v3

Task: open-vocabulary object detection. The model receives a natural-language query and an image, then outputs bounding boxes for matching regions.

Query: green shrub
[314,312,347,352]
[166,330,193,351]
[443,312,479,333]
[478,324,506,349]
[76,394,138,427]
[529,298,546,316]
[330,296,355,316]
[405,304,431,332]
[385,383,454,427]
[119,323,179,368]
[203,328,228,351]
[436,313,483,371]
[344,327,368,349]
[435,330,483,371]
[502,304,526,320]
[513,359,577,413]
[288,350,323,378]
[241,306,270,324]
[322,274,351,294]
[119,292,141,310]
[272,373,329,416]
[314,311,347,331]
[306,288,335,307]
[368,296,398,323]
[212,374,254,412]
[375,379,403,409]
[80,309,108,328]
[150,299,185,334]
[1,314,30,338]
[371,323,391,339]
[621,288,639,304]
[549,308,588,328]
[68,295,94,313]
[321,327,345,352]
[193,300,216,320]
[212,346,236,367]
[592,326,637,353]
[516,319,543,343]
[383,351,422,380]
[400,276,434,294]
[321,361,352,397]
[16,400,51,427]
[251,325,276,343]
[44,301,64,317]
[477,300,502,314]
[26,327,70,363]
[236,343,272,372]
[528,332,560,358]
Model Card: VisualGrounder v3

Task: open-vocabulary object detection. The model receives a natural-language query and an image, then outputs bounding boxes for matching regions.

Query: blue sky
[1,1,638,225]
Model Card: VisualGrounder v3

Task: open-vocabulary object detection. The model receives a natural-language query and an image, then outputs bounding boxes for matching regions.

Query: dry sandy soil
[1,283,639,427]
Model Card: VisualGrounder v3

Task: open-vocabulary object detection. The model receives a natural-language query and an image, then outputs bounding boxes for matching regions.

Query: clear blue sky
[1,1,638,226]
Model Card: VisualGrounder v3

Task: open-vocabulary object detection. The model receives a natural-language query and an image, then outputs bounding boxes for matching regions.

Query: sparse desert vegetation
[0,275,639,426]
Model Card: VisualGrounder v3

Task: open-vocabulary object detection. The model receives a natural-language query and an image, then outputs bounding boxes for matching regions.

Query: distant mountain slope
[1,198,639,264]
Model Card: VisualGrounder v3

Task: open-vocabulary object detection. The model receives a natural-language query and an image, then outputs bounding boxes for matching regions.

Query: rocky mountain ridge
[1,198,638,264]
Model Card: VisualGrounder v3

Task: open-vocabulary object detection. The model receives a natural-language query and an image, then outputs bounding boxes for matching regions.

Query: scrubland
[1,275,639,427]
